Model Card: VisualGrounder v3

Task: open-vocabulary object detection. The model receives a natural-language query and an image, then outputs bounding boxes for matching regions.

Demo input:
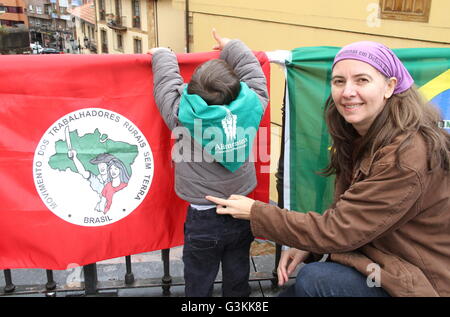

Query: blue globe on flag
[419,69,450,132]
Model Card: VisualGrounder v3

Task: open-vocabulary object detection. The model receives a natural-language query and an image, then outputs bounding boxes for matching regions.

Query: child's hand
[148,47,172,55]
[212,28,231,50]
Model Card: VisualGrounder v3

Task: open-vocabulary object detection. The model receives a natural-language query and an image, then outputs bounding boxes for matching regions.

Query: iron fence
[1,246,282,296]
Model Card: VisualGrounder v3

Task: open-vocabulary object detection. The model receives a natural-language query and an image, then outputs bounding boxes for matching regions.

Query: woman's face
[109,165,120,179]
[331,59,396,136]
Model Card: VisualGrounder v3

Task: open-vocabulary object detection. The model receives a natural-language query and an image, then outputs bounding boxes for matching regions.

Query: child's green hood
[178,82,263,172]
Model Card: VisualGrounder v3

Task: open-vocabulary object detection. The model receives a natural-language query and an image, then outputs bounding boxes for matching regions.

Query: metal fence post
[46,270,56,290]
[3,270,15,293]
[125,255,135,285]
[161,248,171,296]
[272,244,282,289]
[272,84,287,289]
[44,269,57,296]
[83,263,98,296]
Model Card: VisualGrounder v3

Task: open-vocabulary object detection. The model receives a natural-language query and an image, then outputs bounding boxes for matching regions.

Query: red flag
[0,51,270,270]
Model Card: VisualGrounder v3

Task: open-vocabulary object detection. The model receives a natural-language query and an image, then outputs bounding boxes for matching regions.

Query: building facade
[23,0,78,51]
[26,0,55,45]
[0,0,28,27]
[93,0,186,54]
[68,0,96,53]
[95,0,151,54]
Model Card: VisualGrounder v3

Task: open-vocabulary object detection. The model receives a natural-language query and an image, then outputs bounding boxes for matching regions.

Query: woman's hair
[107,158,131,183]
[323,85,450,182]
[187,59,241,105]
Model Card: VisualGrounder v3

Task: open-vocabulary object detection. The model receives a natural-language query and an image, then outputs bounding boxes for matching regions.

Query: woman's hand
[212,28,231,51]
[277,248,310,286]
[205,195,255,220]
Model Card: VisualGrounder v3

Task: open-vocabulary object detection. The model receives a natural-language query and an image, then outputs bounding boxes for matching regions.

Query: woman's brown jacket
[251,134,450,296]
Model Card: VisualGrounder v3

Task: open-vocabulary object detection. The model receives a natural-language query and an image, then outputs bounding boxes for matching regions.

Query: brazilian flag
[284,46,450,214]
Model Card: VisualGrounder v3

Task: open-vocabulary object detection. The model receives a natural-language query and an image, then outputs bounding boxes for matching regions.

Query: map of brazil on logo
[33,108,154,227]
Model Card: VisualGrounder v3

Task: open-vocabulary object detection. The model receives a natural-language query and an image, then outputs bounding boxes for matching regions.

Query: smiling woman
[207,40,450,297]
[323,41,446,182]
[330,59,397,136]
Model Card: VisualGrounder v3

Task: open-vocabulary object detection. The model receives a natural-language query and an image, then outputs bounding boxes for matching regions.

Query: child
[150,30,269,297]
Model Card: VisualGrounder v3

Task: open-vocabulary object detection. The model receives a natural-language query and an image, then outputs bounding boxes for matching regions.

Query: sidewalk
[1,240,297,297]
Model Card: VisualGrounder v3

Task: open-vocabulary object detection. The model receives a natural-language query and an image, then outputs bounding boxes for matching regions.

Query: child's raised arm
[150,47,185,131]
[213,30,269,112]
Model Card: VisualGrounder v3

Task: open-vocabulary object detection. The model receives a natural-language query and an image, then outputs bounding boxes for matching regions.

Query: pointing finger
[212,28,220,42]
[205,195,230,206]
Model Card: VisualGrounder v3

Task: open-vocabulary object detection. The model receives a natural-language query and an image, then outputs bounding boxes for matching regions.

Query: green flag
[285,46,450,214]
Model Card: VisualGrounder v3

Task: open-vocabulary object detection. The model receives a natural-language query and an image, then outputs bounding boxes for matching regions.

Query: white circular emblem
[33,108,154,227]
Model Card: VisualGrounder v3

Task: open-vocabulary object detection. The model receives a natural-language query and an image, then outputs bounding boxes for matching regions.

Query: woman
[206,41,450,297]
[98,158,130,214]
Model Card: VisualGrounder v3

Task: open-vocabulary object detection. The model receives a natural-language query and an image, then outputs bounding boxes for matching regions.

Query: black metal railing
[1,248,281,296]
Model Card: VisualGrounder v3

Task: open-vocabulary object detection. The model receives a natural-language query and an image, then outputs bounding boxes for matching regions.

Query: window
[89,26,94,39]
[134,38,142,54]
[44,4,51,15]
[5,6,24,13]
[99,0,106,21]
[116,33,123,51]
[1,20,10,26]
[379,0,431,22]
[101,29,108,53]
[132,0,141,28]
[115,0,121,19]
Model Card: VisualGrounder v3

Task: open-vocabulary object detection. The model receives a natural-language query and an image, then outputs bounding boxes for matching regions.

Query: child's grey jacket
[151,40,269,204]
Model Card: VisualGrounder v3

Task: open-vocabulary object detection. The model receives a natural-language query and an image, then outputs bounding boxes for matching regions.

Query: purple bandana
[332,41,414,94]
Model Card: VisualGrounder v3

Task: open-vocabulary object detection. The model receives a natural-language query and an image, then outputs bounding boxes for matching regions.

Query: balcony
[84,38,97,53]
[0,12,27,22]
[106,15,127,32]
[26,11,52,20]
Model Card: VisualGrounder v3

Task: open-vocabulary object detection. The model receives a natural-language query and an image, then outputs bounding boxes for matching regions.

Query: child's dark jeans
[183,205,254,297]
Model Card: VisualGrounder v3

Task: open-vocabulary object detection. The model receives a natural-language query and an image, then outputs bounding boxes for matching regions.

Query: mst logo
[33,108,154,227]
